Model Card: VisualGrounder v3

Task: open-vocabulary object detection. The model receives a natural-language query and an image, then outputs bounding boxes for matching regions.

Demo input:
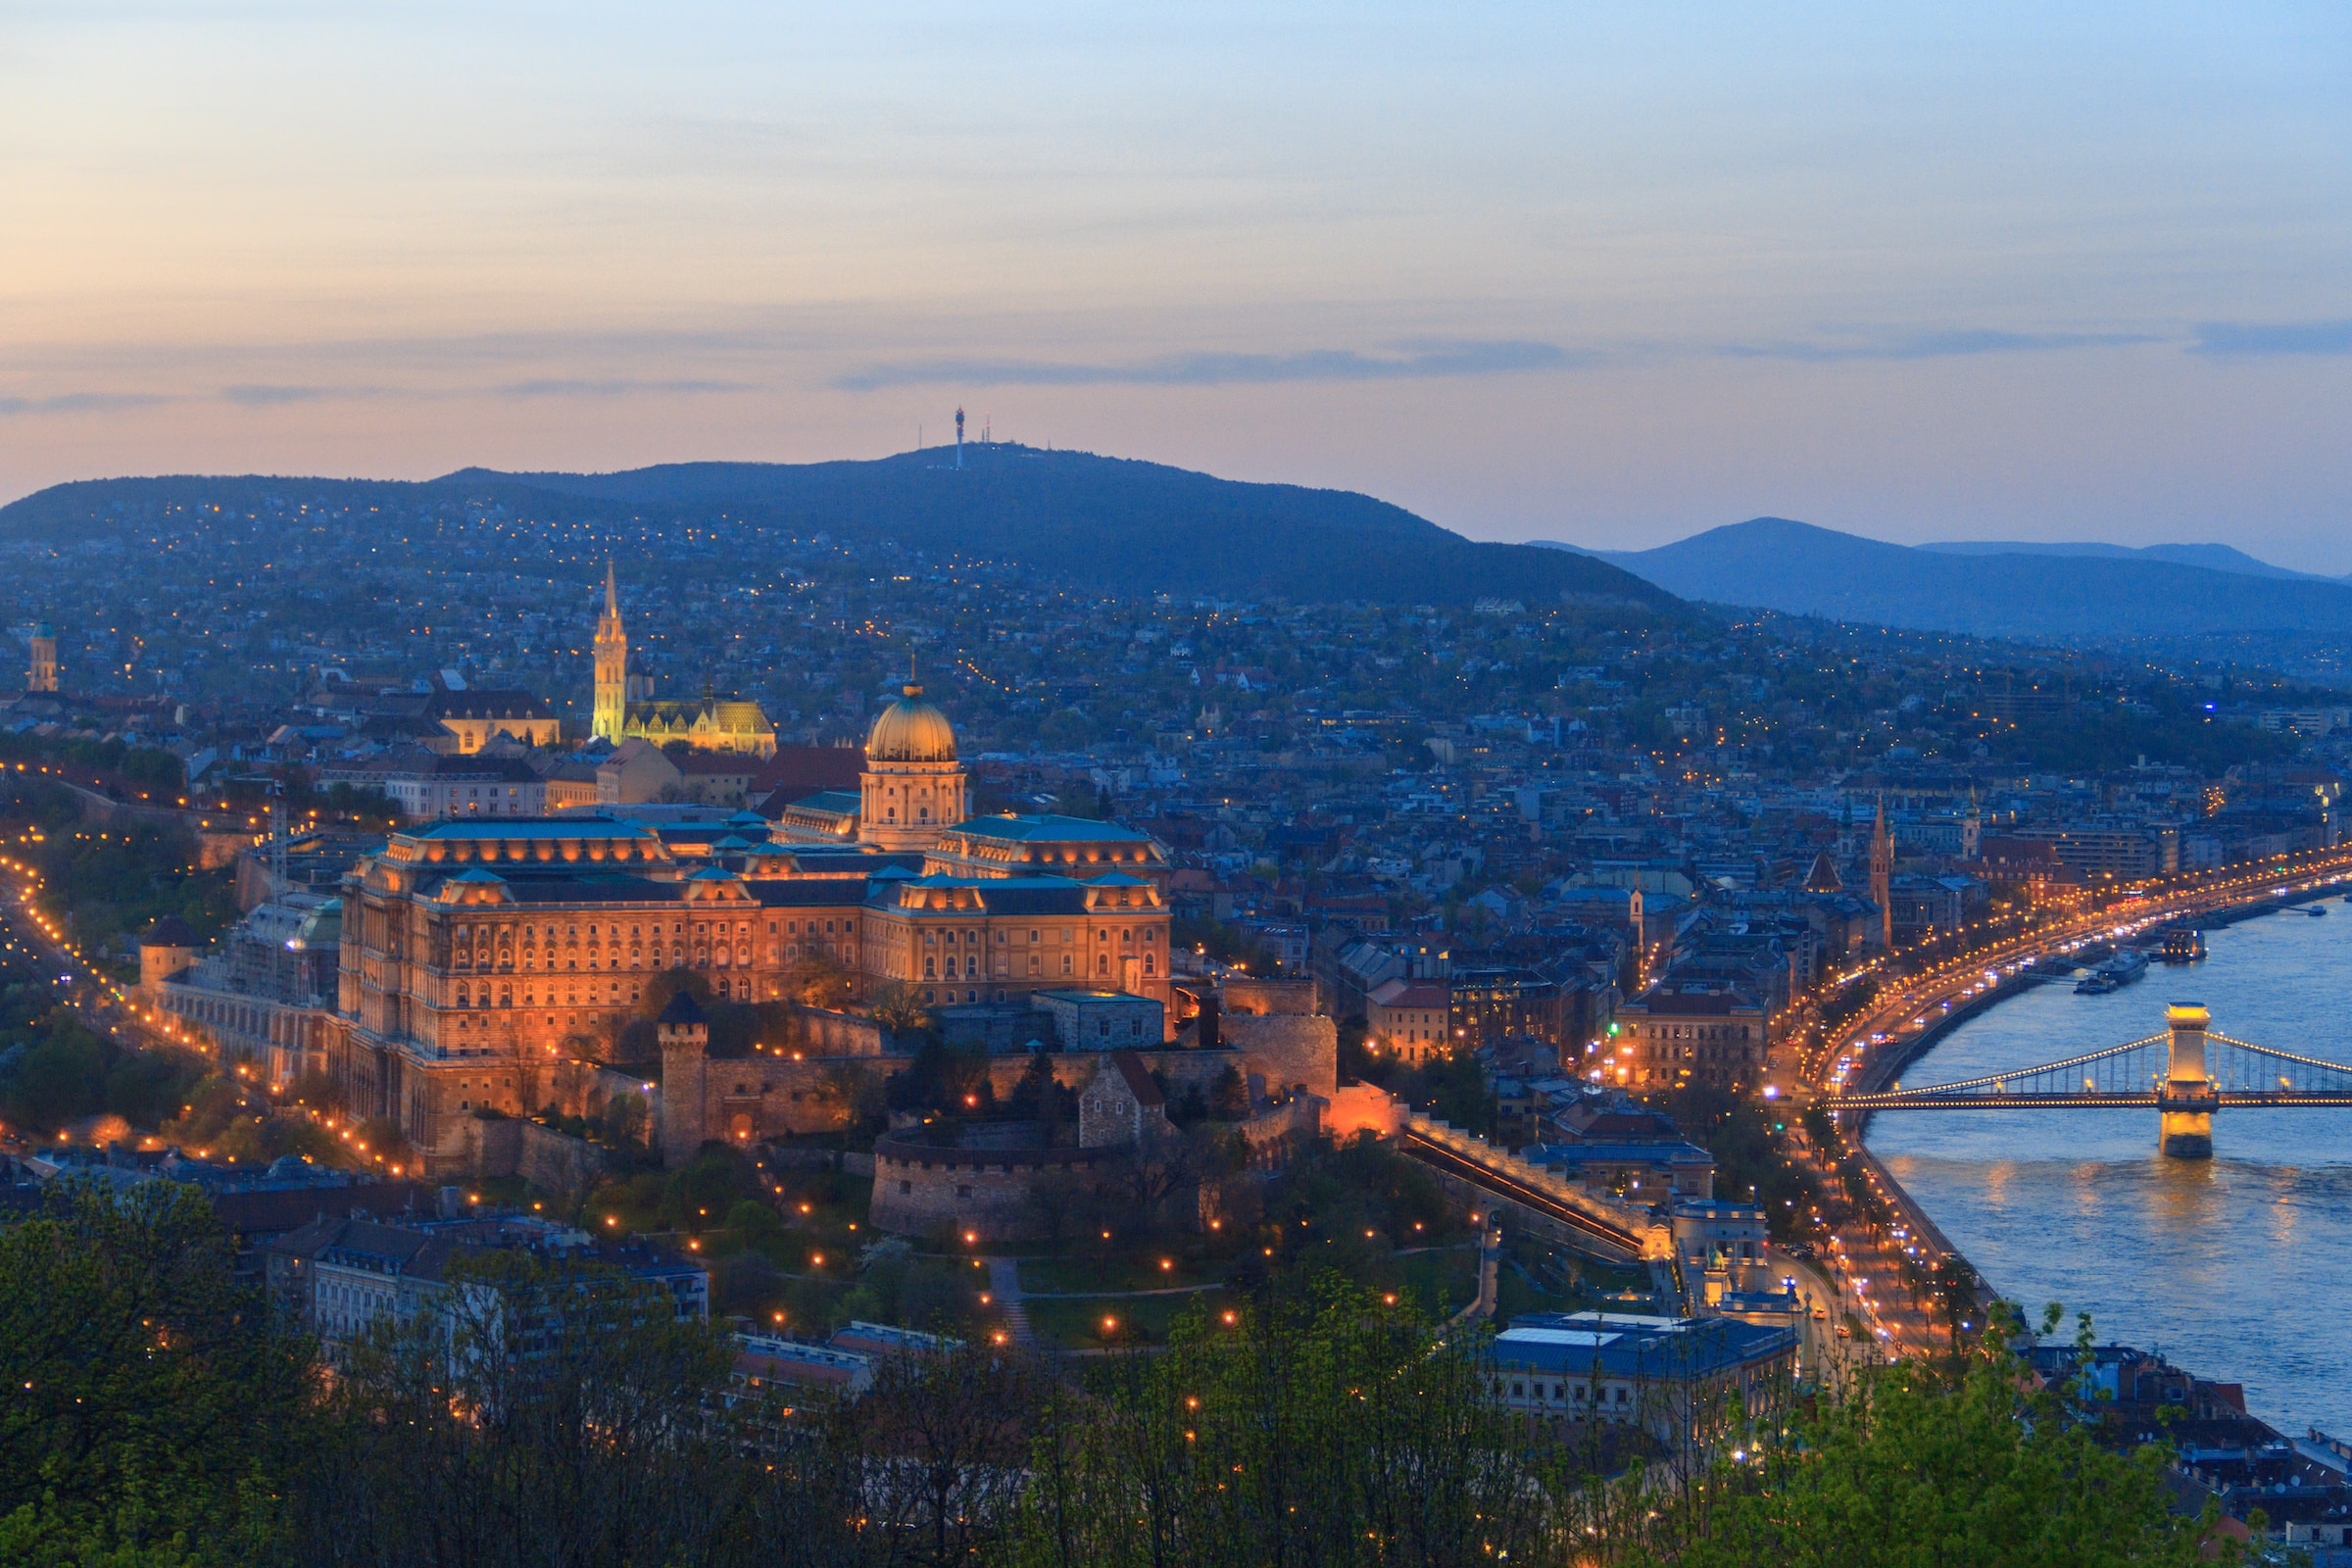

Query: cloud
[834,339,1581,391]
[1718,329,2158,363]
[493,377,756,399]
[220,383,385,407]
[2189,319,2352,357]
[0,390,174,416]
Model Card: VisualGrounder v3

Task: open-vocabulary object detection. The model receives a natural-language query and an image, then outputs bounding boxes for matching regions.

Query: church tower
[1961,788,1983,861]
[1870,795,1894,949]
[25,621,57,694]
[592,563,627,743]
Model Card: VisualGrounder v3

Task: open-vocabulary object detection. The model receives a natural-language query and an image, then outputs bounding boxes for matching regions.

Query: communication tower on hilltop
[955,407,964,469]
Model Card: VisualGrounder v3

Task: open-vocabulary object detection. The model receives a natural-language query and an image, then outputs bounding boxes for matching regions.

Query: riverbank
[1863,900,2352,1435]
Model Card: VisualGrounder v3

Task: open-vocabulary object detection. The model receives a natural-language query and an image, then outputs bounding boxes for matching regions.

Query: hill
[1916,539,2339,582]
[1535,518,2352,640]
[2,446,1677,612]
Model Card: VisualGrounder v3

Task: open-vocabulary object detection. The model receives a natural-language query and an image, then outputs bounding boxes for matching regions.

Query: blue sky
[3,1,2347,565]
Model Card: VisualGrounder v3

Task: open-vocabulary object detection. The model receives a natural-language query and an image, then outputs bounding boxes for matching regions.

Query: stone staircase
[987,1256,1036,1346]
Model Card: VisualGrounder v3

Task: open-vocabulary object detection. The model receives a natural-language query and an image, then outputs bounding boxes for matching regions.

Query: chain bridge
[1827,1005,2352,1156]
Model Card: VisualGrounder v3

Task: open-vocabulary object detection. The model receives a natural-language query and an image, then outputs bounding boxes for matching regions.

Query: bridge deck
[1835,1092,2352,1110]
[1397,1128,1643,1255]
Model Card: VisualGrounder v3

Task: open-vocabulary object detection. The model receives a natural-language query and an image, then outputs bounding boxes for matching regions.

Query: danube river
[1868,902,2352,1437]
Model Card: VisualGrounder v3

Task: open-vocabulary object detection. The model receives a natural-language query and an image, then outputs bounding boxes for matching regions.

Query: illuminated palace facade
[332,679,1171,1172]
[590,564,777,758]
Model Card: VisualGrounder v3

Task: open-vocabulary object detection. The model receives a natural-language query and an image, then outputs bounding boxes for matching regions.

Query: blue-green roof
[951,814,1152,843]
[401,816,656,841]
[786,791,862,816]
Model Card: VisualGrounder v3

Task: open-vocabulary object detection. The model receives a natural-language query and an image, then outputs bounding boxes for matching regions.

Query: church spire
[592,563,628,744]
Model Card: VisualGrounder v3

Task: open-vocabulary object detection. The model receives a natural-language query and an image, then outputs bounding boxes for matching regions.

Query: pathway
[987,1256,1034,1347]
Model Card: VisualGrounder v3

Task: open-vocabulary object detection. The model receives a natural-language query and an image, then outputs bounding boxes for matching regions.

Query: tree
[1632,1312,2225,1568]
[0,1182,309,1565]
[1013,1280,1563,1568]
[867,979,932,1038]
[850,1341,1040,1565]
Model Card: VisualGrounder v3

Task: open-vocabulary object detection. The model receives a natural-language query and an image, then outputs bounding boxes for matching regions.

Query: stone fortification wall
[1222,1013,1338,1098]
[669,1046,1194,1145]
[1221,977,1317,1015]
[462,1116,607,1194]
[656,1043,1252,1161]
[1235,1096,1321,1168]
[869,1137,1115,1243]
[792,1005,895,1056]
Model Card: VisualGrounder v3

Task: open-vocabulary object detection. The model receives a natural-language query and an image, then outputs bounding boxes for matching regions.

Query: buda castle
[590,564,777,758]
[323,676,1175,1173]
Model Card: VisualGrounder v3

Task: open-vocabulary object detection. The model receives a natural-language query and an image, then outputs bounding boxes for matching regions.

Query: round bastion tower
[859,665,968,853]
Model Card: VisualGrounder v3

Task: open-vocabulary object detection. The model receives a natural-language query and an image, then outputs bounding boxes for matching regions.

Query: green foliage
[1172,917,1273,971]
[1659,1085,1822,1242]
[662,1143,767,1232]
[0,1184,2233,1567]
[0,733,186,799]
[1011,1279,1563,1568]
[887,1037,996,1117]
[834,1251,978,1334]
[1990,707,2296,776]
[1376,1049,1494,1134]
[1632,1327,2224,1568]
[32,823,236,964]
[0,1183,307,1566]
[0,1009,207,1139]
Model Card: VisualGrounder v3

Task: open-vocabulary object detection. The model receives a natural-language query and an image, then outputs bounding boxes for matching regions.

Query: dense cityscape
[9,1,2347,1560]
[5,464,2352,1564]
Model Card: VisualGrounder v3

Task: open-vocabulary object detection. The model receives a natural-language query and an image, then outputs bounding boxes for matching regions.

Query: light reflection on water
[1867,905,2352,1436]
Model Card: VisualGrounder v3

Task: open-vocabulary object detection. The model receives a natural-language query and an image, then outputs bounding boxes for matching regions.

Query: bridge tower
[2158,1004,2217,1158]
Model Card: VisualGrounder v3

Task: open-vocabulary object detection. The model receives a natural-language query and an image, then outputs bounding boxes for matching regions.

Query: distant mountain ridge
[1916,539,2340,583]
[2,445,1675,612]
[1534,518,2352,640]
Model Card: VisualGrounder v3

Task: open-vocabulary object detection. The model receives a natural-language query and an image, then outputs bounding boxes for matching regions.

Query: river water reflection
[1866,903,2352,1436]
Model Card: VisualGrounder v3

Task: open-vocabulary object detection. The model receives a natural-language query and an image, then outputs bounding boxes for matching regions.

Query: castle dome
[866,681,957,763]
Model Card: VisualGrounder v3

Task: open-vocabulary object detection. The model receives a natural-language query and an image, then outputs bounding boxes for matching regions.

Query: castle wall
[869,1137,1116,1243]
[462,1115,607,1194]
[1221,977,1317,1015]
[674,1045,1251,1152]
[1222,1013,1339,1098]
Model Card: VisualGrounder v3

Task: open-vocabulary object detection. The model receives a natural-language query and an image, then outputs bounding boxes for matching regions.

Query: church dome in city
[866,679,957,763]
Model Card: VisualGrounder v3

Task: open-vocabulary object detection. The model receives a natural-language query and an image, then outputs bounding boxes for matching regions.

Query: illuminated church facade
[590,564,777,758]
[329,675,1173,1172]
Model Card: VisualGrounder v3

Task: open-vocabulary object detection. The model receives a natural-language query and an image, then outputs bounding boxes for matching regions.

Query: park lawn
[1023,1289,1233,1349]
[1018,1250,1228,1296]
[1494,1256,1582,1320]
[1368,1247,1480,1318]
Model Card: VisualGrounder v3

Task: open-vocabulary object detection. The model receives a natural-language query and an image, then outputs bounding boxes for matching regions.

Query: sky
[3,1,2349,567]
